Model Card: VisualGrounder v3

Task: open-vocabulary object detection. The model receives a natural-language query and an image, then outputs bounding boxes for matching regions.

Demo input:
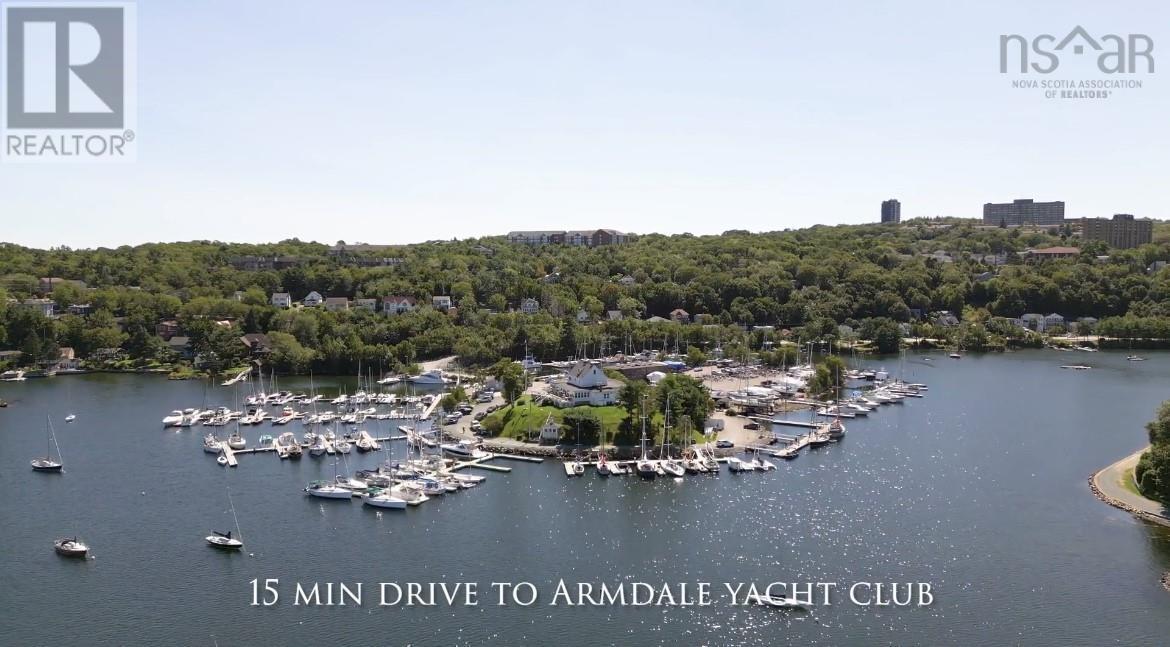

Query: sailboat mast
[227,486,242,541]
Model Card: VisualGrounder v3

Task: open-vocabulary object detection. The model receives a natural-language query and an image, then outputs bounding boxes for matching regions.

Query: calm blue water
[1,351,1168,645]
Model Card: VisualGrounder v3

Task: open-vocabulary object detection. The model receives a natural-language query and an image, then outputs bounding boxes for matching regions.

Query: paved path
[1093,446,1168,517]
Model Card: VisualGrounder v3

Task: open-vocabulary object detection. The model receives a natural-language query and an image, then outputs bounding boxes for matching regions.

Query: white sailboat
[636,401,656,479]
[31,415,64,472]
[205,487,245,550]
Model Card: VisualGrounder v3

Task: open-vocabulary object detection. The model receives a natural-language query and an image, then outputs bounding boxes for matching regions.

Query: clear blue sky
[2,0,1166,248]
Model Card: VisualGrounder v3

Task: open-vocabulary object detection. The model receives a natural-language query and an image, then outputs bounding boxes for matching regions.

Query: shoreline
[1088,447,1170,528]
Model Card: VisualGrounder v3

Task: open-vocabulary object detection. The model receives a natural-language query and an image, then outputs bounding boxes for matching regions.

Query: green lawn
[1122,467,1143,498]
[484,397,628,441]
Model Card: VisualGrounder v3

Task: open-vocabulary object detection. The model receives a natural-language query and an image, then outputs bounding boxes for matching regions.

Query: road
[1093,446,1168,517]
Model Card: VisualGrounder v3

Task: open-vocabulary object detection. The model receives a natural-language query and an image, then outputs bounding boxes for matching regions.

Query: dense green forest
[2,219,1170,375]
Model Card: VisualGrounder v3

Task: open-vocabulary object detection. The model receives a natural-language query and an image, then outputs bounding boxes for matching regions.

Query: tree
[859,317,903,354]
[685,345,707,367]
[561,408,601,445]
[807,356,847,397]
[653,373,711,439]
[492,359,526,404]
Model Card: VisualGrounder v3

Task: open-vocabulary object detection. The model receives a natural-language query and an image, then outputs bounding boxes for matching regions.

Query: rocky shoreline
[1087,473,1170,529]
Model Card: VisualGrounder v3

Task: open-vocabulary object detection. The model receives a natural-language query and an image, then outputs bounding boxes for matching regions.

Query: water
[2,351,1169,645]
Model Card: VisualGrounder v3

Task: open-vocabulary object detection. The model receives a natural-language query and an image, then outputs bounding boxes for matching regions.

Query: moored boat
[54,537,89,557]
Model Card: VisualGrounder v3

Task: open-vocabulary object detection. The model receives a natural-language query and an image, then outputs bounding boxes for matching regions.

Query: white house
[432,295,453,311]
[382,296,416,315]
[1020,313,1046,331]
[1043,313,1065,330]
[539,415,562,443]
[271,292,292,309]
[520,298,540,314]
[549,360,621,407]
[21,298,55,317]
[303,291,324,307]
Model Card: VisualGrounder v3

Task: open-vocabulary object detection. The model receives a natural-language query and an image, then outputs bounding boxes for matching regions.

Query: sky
[1,0,1167,248]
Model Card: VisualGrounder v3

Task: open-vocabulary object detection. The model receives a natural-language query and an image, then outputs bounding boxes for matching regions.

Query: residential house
[54,347,81,371]
[1076,317,1099,332]
[354,298,377,312]
[506,229,628,247]
[232,291,247,302]
[1020,313,1047,331]
[303,291,324,307]
[432,296,453,311]
[541,272,561,284]
[1148,261,1168,274]
[974,271,995,282]
[240,333,272,356]
[618,275,637,286]
[324,297,350,312]
[576,309,590,323]
[66,303,92,316]
[520,298,540,315]
[670,308,690,323]
[932,311,960,327]
[1025,246,1080,261]
[549,360,622,407]
[1043,313,1066,331]
[156,319,181,341]
[271,292,292,309]
[382,296,417,315]
[167,336,193,359]
[646,316,668,323]
[539,414,562,443]
[606,310,624,321]
[21,298,55,317]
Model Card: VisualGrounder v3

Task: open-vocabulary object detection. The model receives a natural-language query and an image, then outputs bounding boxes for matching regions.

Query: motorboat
[1,369,27,381]
[335,475,369,492]
[363,491,407,509]
[441,440,480,459]
[54,537,89,557]
[1127,355,1147,361]
[65,414,76,423]
[390,484,428,506]
[304,480,353,499]
[828,418,846,440]
[205,530,243,550]
[162,410,184,426]
[407,370,449,385]
[726,457,749,472]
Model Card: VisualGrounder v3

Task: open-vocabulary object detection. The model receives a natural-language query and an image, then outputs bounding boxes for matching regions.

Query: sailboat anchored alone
[31,415,64,472]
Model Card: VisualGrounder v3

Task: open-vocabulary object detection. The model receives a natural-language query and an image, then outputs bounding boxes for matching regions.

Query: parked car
[744,421,760,431]
[715,439,734,449]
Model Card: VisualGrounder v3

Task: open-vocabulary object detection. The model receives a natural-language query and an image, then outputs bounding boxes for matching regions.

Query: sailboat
[305,460,355,499]
[659,400,685,477]
[31,415,64,472]
[566,421,586,476]
[54,537,89,557]
[205,487,245,550]
[636,402,656,479]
